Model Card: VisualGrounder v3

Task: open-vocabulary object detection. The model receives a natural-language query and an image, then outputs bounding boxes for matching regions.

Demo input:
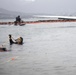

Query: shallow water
[0,22,76,75]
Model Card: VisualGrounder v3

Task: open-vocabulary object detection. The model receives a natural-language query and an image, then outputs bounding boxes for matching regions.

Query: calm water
[0,22,76,75]
[0,17,55,22]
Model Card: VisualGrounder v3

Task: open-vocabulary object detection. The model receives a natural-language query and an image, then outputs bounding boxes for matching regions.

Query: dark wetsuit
[9,35,15,45]
[17,17,21,22]
[9,38,14,45]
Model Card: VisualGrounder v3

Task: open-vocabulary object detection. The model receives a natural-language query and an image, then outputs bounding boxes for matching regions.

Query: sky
[0,0,76,15]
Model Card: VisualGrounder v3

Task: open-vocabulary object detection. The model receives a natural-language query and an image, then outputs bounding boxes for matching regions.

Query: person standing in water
[9,34,15,45]
[9,34,23,45]
[14,15,21,25]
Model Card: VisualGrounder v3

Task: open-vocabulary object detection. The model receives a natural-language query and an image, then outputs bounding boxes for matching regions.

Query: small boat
[14,23,26,26]
[19,24,25,26]
[14,21,26,26]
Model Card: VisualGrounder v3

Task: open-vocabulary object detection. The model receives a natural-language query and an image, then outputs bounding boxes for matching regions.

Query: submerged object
[15,37,23,45]
[0,47,7,52]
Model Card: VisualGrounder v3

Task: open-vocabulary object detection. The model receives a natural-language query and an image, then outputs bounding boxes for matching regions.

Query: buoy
[11,58,15,60]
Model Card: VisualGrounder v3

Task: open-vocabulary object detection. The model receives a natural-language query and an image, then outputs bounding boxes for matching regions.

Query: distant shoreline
[0,19,76,25]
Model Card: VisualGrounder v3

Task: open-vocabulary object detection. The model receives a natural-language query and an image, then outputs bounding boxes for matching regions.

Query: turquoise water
[0,22,76,75]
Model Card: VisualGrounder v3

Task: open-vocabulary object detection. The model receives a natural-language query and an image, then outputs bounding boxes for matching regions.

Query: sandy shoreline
[0,19,76,25]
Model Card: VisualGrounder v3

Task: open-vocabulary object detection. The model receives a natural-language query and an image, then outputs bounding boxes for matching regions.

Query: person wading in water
[9,34,23,45]
[9,34,15,45]
[14,15,21,25]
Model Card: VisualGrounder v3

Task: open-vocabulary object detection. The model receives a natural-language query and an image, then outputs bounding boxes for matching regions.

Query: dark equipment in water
[0,47,7,52]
